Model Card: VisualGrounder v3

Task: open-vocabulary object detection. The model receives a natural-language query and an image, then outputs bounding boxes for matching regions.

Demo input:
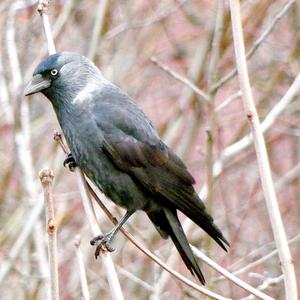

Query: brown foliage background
[0,0,299,299]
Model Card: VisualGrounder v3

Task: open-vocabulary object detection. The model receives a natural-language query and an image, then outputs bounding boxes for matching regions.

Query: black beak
[24,74,51,96]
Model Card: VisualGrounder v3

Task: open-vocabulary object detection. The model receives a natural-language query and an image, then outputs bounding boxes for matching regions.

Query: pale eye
[51,69,58,76]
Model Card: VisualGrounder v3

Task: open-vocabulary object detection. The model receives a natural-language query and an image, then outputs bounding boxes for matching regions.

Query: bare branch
[213,0,296,92]
[0,199,44,283]
[39,168,59,300]
[74,236,90,300]
[192,246,274,300]
[229,1,298,299]
[87,0,109,60]
[38,0,56,55]
[203,73,300,195]
[151,56,210,104]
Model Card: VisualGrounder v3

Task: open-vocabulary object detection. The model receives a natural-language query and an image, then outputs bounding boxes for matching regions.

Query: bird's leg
[91,211,133,257]
[63,153,77,172]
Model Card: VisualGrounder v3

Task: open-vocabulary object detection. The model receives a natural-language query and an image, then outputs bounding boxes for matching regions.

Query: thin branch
[7,0,49,288]
[161,25,212,149]
[205,0,225,257]
[192,246,274,300]
[0,198,44,283]
[117,266,154,293]
[37,0,56,55]
[229,1,298,299]
[52,0,75,38]
[241,275,284,300]
[212,0,296,92]
[198,72,300,200]
[151,248,178,299]
[151,56,209,104]
[216,90,242,111]
[76,169,125,300]
[0,52,13,123]
[39,168,59,300]
[104,0,187,40]
[74,236,90,300]
[87,0,109,60]
[228,234,300,278]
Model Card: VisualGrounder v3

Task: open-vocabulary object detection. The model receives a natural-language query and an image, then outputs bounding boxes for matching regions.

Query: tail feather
[154,174,229,251]
[162,208,205,284]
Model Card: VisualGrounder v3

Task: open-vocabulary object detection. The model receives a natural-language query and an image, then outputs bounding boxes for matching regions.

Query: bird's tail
[160,208,205,284]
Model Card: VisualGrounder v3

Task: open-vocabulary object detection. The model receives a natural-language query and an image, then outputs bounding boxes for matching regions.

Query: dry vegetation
[0,0,299,299]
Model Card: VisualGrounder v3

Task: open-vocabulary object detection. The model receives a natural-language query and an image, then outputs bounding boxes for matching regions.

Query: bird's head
[24,52,102,105]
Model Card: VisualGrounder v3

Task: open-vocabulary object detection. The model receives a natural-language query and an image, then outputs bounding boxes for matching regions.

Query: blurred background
[0,0,299,299]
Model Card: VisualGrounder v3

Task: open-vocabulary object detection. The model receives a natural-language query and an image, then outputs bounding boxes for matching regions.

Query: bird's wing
[92,85,228,249]
[92,84,195,185]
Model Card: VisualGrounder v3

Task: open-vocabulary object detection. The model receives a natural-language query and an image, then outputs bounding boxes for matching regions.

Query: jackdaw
[24,52,229,284]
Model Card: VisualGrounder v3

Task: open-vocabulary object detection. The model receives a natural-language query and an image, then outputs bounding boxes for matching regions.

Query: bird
[24,52,229,284]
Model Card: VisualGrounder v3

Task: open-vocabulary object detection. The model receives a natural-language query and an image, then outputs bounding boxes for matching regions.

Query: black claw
[91,233,115,256]
[90,235,103,246]
[63,153,77,171]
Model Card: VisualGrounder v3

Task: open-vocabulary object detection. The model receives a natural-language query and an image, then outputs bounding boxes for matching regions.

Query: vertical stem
[229,1,298,299]
[205,0,225,255]
[39,168,59,300]
[75,170,125,300]
[38,1,56,55]
[87,0,109,60]
[74,236,90,300]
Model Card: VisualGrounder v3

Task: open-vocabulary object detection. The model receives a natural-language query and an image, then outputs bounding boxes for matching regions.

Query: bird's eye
[50,69,58,76]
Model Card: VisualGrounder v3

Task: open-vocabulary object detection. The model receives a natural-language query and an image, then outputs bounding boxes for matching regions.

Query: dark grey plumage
[25,52,229,284]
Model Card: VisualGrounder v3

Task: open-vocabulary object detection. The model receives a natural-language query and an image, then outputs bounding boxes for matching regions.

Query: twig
[151,248,178,300]
[216,91,242,111]
[191,246,274,300]
[205,0,225,257]
[117,266,154,293]
[37,0,56,55]
[151,56,209,104]
[162,26,212,149]
[0,198,44,283]
[75,169,125,300]
[199,72,300,199]
[0,51,13,123]
[39,168,59,300]
[74,236,90,300]
[229,1,298,299]
[104,0,187,40]
[241,275,284,300]
[87,0,109,60]
[212,0,296,92]
[52,0,75,38]
[7,0,49,289]
[228,234,300,278]
[23,0,75,81]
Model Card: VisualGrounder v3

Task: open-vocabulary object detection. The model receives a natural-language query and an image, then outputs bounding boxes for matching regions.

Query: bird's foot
[90,233,115,257]
[63,153,77,172]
